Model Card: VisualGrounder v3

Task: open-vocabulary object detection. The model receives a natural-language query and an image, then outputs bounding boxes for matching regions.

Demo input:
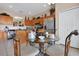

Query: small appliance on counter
[4,26,16,40]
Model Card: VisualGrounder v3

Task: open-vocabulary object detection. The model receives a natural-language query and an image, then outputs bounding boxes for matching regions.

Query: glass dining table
[29,35,57,56]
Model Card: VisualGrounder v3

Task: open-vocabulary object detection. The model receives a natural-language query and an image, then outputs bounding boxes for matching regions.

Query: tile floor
[0,39,79,56]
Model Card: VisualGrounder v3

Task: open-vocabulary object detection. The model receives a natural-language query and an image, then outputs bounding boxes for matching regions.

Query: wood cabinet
[25,20,34,26]
[0,15,13,41]
[25,18,44,26]
[25,16,54,26]
[0,31,7,41]
[15,30,29,44]
[0,15,13,25]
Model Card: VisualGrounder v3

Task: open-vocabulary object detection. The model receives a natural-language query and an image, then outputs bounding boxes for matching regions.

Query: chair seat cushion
[46,44,64,56]
[21,45,39,56]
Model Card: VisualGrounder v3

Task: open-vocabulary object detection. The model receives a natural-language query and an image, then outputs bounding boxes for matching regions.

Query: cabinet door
[0,15,13,25]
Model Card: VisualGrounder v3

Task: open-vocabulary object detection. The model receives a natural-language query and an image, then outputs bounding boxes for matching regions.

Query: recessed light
[28,11,31,15]
[43,4,47,7]
[9,5,13,8]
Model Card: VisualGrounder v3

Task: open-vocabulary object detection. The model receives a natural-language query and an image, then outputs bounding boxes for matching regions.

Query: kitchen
[0,3,55,56]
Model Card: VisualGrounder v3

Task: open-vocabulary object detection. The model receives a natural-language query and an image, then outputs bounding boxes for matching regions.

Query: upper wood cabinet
[0,15,13,25]
[25,16,54,26]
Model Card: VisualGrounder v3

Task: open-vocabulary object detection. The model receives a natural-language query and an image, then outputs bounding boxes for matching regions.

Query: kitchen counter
[0,25,32,31]
[0,25,31,45]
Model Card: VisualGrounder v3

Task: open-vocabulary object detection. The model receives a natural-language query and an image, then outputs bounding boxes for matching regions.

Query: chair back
[64,36,71,56]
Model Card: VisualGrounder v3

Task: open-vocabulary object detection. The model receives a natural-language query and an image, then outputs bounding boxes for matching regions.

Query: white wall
[59,7,79,48]
[55,3,79,38]
[55,3,79,44]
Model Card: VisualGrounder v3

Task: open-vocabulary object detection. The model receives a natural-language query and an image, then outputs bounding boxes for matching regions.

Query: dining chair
[14,30,39,56]
[46,30,78,56]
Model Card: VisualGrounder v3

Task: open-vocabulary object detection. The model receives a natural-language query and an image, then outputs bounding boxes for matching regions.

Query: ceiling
[0,3,51,18]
